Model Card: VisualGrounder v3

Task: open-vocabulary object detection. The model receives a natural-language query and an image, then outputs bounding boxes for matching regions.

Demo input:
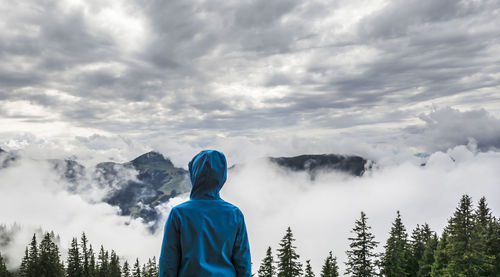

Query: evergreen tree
[39,232,63,277]
[145,257,158,277]
[345,211,379,277]
[0,252,11,277]
[417,233,437,277]
[141,264,147,277]
[132,258,141,277]
[407,223,434,277]
[26,234,39,277]
[276,227,303,277]
[122,261,131,277]
[88,245,96,277]
[97,246,108,277]
[490,218,500,276]
[430,231,449,276]
[304,260,314,277]
[445,195,487,276]
[471,197,495,276]
[381,211,410,277]
[475,197,491,229]
[67,237,82,277]
[108,250,121,277]
[19,247,29,277]
[258,247,276,277]
[320,251,339,277]
[151,257,158,277]
[80,233,90,277]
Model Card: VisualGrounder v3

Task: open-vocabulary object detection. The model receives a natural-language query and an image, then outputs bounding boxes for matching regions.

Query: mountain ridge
[0,149,370,229]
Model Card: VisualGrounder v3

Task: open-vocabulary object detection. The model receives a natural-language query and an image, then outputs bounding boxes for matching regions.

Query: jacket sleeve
[159,208,181,277]
[232,210,251,277]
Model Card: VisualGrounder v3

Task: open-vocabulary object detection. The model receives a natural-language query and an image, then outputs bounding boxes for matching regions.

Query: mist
[221,143,500,274]
[0,157,163,270]
[2,139,500,276]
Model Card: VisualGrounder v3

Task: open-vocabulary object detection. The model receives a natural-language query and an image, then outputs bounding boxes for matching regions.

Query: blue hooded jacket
[159,150,251,277]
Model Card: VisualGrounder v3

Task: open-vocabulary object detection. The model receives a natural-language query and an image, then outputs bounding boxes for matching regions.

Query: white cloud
[405,107,500,152]
[220,145,500,275]
[0,158,163,270]
[1,142,500,275]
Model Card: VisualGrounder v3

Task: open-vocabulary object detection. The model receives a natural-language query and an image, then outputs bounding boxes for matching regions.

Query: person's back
[159,150,251,277]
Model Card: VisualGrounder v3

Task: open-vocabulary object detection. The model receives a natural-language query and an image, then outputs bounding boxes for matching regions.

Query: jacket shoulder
[220,200,245,218]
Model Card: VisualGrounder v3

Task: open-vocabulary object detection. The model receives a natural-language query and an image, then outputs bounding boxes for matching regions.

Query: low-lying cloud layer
[223,144,500,274]
[1,142,500,275]
[0,157,161,269]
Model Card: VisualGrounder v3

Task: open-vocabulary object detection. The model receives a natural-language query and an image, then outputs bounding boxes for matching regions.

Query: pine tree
[39,232,63,277]
[19,247,29,277]
[276,227,303,277]
[490,217,500,276]
[51,231,65,276]
[144,257,157,277]
[97,246,108,277]
[417,233,437,277]
[445,195,484,276]
[0,252,11,277]
[133,258,141,277]
[471,197,495,276]
[88,244,97,277]
[142,260,151,277]
[150,257,158,277]
[122,261,131,277]
[381,211,410,277]
[409,223,433,277]
[320,251,339,277]
[475,197,491,229]
[304,260,314,277]
[345,211,379,277]
[430,231,450,276]
[108,250,121,277]
[258,247,276,277]
[27,234,39,277]
[80,233,90,277]
[67,237,82,277]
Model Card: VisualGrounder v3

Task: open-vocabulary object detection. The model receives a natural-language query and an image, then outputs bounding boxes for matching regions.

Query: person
[159,150,251,276]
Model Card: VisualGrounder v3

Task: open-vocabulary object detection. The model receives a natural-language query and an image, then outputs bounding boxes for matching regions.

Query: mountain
[96,152,190,224]
[0,149,370,228]
[269,154,369,178]
[48,151,191,225]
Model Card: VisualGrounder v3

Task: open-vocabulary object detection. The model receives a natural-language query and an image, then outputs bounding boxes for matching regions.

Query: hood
[188,150,227,200]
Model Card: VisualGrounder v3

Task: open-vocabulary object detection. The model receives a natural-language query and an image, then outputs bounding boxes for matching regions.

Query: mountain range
[0,148,369,229]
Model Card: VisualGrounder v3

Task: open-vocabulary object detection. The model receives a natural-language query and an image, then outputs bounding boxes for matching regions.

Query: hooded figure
[159,150,251,277]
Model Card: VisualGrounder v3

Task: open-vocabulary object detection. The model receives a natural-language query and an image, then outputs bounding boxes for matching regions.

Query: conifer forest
[1,194,500,277]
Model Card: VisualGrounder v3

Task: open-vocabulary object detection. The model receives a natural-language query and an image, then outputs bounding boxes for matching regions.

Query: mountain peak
[131,151,173,167]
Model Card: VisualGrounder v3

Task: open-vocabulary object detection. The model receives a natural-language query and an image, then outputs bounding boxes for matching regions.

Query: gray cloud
[405,107,500,152]
[0,0,499,148]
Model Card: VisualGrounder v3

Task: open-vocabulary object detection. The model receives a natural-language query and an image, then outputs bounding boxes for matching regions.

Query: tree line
[0,232,157,277]
[1,194,500,277]
[257,195,500,276]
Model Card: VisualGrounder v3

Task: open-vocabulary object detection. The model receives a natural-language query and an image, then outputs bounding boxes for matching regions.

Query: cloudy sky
[2,0,500,274]
[1,0,500,165]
